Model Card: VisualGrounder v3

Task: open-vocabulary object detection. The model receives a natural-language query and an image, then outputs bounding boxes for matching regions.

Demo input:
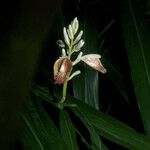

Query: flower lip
[53,57,72,84]
[81,54,107,73]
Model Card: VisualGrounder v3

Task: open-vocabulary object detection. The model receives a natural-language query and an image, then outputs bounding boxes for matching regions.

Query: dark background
[0,0,148,149]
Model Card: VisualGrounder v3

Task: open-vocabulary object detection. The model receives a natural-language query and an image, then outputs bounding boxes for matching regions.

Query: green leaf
[65,97,150,150]
[98,20,114,39]
[33,86,150,149]
[103,57,129,104]
[33,85,108,149]
[21,120,43,150]
[74,0,80,11]
[59,110,79,150]
[72,106,106,150]
[21,97,66,150]
[32,84,53,102]
[121,0,150,134]
[72,14,114,109]
[74,125,92,149]
[73,16,100,109]
[146,0,150,8]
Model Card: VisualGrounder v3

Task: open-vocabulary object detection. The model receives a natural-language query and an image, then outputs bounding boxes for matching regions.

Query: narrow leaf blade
[66,97,150,150]
[103,57,129,103]
[59,110,79,150]
[73,13,100,109]
[72,106,105,150]
[21,98,66,150]
[33,85,150,149]
[121,0,150,134]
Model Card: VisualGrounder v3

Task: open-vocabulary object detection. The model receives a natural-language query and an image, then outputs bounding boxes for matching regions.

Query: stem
[60,82,68,103]
[68,40,73,59]
[59,40,73,103]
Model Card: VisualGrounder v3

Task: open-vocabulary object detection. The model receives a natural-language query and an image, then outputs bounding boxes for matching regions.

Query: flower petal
[73,39,85,52]
[71,17,79,35]
[68,70,81,81]
[81,54,101,59]
[62,48,66,57]
[63,27,70,46]
[74,30,83,45]
[57,40,65,48]
[68,25,74,40]
[81,55,106,73]
[53,57,72,84]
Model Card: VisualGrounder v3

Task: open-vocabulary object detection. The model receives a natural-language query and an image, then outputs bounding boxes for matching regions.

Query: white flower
[81,54,107,73]
[71,17,79,35]
[57,40,65,48]
[72,52,83,66]
[53,57,72,84]
[54,17,107,85]
[62,48,66,57]
[73,39,85,52]
[74,30,83,45]
[68,70,81,81]
[63,27,70,46]
[67,25,74,40]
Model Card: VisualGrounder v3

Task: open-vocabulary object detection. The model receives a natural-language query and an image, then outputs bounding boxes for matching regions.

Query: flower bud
[81,54,107,73]
[68,70,81,81]
[73,39,85,52]
[74,18,79,35]
[67,25,74,40]
[63,27,70,46]
[57,40,65,48]
[74,30,83,45]
[72,51,83,66]
[62,48,66,57]
[53,57,72,84]
[71,17,79,35]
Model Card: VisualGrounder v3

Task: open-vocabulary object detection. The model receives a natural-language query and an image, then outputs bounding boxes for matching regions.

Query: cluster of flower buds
[54,17,107,84]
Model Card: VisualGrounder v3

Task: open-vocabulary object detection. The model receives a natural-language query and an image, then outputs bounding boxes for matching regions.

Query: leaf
[146,0,150,8]
[72,106,106,150]
[33,85,150,149]
[32,84,53,102]
[59,110,79,150]
[98,20,114,39]
[74,0,80,11]
[21,97,66,150]
[103,57,129,103]
[33,85,108,149]
[72,11,114,109]
[121,0,150,134]
[66,96,150,150]
[73,17,100,109]
[21,120,43,150]
[74,125,91,149]
[73,4,112,109]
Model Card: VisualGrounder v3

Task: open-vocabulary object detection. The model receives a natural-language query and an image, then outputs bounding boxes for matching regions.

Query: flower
[54,17,107,103]
[73,30,83,45]
[73,39,85,52]
[81,54,107,73]
[54,18,107,84]
[53,57,72,84]
[63,27,70,46]
[56,40,65,48]
[71,17,79,35]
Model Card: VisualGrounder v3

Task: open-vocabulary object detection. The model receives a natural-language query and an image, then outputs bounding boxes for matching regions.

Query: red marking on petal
[54,72,65,84]
[81,57,107,73]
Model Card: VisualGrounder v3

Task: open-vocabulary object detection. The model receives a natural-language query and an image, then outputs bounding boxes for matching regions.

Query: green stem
[59,40,73,103]
[60,82,68,103]
[68,40,73,59]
